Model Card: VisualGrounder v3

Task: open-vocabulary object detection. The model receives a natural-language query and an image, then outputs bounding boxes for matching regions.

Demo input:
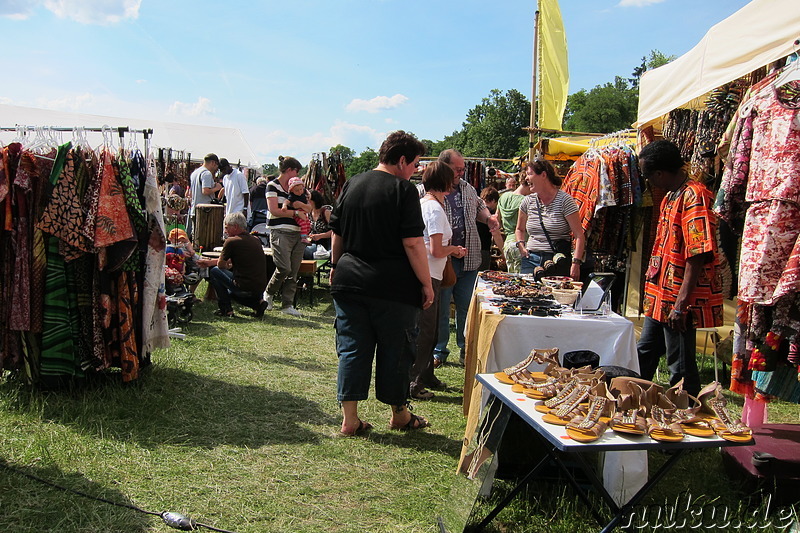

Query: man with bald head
[431,149,499,368]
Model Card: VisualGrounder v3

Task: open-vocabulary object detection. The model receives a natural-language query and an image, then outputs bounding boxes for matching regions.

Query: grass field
[0,281,798,532]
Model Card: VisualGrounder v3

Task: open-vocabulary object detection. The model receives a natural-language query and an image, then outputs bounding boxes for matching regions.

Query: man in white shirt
[188,153,221,238]
[219,158,250,219]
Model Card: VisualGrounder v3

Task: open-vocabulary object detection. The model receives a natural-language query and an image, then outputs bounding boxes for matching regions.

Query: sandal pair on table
[609,378,753,443]
[496,349,753,444]
[495,348,612,443]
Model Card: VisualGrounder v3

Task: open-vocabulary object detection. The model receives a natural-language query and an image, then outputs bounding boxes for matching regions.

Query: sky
[0,0,752,166]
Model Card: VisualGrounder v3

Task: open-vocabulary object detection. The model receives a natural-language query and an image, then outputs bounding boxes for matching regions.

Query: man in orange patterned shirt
[637,140,723,398]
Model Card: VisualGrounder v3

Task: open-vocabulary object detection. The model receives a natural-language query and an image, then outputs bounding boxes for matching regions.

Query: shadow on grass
[22,367,339,450]
[367,428,463,456]
[266,355,329,373]
[0,460,152,532]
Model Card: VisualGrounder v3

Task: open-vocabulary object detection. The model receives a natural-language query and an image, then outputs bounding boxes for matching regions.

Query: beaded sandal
[665,379,713,437]
[609,381,647,436]
[566,395,610,443]
[696,382,753,442]
[534,378,580,413]
[495,348,560,384]
[708,395,753,442]
[541,384,590,426]
[647,403,685,442]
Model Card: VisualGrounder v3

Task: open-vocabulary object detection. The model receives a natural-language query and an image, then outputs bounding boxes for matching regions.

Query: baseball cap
[287,177,304,190]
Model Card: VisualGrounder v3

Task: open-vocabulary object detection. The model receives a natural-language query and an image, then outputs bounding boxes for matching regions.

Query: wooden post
[529,8,540,163]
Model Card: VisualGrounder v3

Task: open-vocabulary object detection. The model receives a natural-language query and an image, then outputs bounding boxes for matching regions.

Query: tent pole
[528,8,540,163]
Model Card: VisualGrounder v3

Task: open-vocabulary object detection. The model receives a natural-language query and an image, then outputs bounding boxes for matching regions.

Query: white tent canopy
[0,104,261,167]
[635,0,800,129]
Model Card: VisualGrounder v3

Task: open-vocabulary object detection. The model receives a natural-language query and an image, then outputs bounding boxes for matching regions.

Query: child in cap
[287,177,311,244]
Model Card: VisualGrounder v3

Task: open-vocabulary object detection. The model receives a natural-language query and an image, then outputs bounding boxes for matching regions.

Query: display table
[458,374,753,533]
[460,278,642,502]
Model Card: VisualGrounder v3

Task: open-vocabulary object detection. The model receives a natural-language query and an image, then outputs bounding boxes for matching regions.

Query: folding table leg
[600,449,685,533]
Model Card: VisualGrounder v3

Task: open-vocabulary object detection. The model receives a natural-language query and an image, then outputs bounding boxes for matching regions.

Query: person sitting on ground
[197,212,269,318]
[304,190,333,259]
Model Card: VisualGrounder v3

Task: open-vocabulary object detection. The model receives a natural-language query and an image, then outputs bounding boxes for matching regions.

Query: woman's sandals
[565,383,615,442]
[495,347,560,385]
[698,382,753,442]
[609,381,648,436]
[666,379,714,438]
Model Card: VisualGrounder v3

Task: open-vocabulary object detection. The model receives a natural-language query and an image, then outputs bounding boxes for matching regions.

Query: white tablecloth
[460,277,646,504]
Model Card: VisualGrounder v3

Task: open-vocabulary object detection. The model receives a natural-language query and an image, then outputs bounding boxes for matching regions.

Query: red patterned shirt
[643,180,723,328]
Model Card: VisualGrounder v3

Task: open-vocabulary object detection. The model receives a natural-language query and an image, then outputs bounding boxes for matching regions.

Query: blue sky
[0,0,750,165]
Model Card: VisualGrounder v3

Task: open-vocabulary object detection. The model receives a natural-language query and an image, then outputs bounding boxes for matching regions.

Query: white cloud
[346,94,409,114]
[36,92,96,112]
[44,0,140,24]
[251,121,386,166]
[169,97,215,118]
[0,0,39,19]
[617,0,665,6]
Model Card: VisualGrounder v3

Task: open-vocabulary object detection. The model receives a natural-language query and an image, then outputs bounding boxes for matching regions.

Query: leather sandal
[496,347,560,384]
[511,376,560,399]
[708,393,753,443]
[609,381,647,436]
[495,349,538,384]
[534,378,580,413]
[542,384,590,426]
[665,379,713,437]
[695,382,753,442]
[647,401,685,442]
[566,395,611,443]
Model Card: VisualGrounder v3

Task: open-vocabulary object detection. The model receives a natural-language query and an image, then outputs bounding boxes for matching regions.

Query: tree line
[263,50,674,178]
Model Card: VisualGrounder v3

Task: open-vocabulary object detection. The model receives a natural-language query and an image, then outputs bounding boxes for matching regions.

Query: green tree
[563,49,675,133]
[262,163,279,177]
[442,89,530,160]
[563,76,638,133]
[631,49,676,88]
[347,147,378,178]
[328,144,355,167]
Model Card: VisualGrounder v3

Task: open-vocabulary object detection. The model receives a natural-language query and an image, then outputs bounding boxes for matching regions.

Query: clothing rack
[1,125,154,164]
[587,129,637,150]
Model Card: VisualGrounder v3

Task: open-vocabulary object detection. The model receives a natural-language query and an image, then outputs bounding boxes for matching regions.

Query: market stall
[635,0,800,409]
[459,272,647,504]
[628,2,800,500]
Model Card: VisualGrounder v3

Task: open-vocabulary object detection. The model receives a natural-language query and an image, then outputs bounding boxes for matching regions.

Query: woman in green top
[496,174,530,272]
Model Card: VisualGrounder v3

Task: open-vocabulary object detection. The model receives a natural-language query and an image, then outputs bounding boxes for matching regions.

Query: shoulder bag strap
[536,196,557,253]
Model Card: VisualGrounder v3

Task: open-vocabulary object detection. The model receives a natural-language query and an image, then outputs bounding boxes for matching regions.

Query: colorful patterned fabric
[746,84,800,204]
[642,180,723,328]
[37,147,93,260]
[739,201,800,305]
[563,154,602,233]
[9,149,35,331]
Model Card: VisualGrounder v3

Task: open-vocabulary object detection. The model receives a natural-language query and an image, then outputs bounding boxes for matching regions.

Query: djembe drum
[194,204,224,251]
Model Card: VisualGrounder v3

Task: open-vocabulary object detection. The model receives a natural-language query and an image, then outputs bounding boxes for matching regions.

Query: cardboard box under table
[451,374,754,533]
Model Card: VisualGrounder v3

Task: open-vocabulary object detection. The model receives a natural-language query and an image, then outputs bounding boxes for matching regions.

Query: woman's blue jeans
[334,293,420,405]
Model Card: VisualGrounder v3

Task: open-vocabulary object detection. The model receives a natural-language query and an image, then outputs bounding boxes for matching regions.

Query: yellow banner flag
[538,0,569,130]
